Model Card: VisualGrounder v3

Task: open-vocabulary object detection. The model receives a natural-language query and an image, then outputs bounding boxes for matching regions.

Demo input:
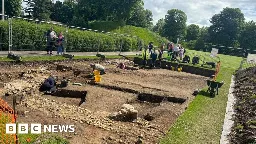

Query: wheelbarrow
[206,80,224,97]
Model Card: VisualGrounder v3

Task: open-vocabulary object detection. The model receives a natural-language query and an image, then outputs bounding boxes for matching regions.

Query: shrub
[0,20,139,52]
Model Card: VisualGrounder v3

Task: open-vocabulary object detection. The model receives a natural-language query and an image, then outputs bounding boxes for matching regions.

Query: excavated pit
[0,59,208,144]
[137,93,186,104]
[88,82,186,104]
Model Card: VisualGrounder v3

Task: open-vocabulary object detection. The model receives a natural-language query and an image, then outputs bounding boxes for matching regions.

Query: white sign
[247,54,256,64]
[6,123,75,134]
[210,48,218,57]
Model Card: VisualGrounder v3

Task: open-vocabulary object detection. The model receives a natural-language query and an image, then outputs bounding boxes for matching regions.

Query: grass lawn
[0,55,137,62]
[18,133,69,144]
[160,50,243,144]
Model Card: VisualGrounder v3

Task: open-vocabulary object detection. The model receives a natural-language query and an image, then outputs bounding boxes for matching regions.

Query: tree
[0,0,22,17]
[50,1,74,24]
[153,18,165,34]
[162,9,187,42]
[107,0,143,21]
[186,24,200,41]
[239,21,256,52]
[195,27,210,51]
[50,1,63,21]
[208,7,245,46]
[126,1,153,28]
[32,0,53,20]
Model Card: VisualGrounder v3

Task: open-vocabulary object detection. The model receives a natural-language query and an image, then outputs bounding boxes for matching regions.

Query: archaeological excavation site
[0,58,208,144]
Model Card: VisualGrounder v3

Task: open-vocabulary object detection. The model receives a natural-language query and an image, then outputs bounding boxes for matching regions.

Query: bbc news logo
[6,124,75,134]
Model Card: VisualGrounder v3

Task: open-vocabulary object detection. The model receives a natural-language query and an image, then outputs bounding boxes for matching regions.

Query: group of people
[167,42,186,60]
[143,42,187,68]
[45,27,65,55]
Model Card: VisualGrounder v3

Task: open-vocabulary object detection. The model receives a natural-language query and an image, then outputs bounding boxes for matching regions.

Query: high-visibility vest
[142,49,149,60]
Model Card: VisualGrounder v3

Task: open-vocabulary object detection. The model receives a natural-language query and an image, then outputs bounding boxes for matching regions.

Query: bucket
[94,75,101,82]
[93,70,100,75]
[178,68,182,72]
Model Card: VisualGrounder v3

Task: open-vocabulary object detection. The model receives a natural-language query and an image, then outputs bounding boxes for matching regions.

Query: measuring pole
[8,18,12,53]
[2,0,4,20]
[119,39,122,55]
[64,26,68,54]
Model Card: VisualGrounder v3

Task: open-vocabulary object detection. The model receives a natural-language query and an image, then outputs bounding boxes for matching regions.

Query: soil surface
[230,67,256,144]
[0,59,207,144]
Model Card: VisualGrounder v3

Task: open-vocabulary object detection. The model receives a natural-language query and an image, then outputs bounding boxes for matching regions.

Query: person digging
[90,63,106,75]
[39,75,57,94]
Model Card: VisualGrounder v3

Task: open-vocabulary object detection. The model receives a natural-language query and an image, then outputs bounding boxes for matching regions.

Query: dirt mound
[230,67,256,144]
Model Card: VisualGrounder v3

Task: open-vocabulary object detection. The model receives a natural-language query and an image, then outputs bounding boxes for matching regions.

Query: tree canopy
[0,0,22,17]
[162,9,187,42]
[186,24,200,41]
[208,7,245,46]
[239,21,256,51]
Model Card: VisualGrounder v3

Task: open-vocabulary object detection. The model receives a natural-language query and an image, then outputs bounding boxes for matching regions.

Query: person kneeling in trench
[90,63,106,75]
[39,76,57,94]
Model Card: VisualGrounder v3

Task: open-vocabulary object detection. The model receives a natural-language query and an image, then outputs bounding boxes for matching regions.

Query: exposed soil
[230,67,256,144]
[0,58,207,144]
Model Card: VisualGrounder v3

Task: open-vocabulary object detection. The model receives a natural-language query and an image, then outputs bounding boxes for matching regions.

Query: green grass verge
[18,133,69,144]
[160,50,242,144]
[0,55,137,62]
[112,25,169,46]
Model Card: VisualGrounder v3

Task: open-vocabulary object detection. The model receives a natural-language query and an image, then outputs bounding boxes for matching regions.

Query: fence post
[64,26,68,54]
[8,18,12,53]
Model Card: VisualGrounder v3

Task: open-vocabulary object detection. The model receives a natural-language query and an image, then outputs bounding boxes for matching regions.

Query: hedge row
[0,20,141,52]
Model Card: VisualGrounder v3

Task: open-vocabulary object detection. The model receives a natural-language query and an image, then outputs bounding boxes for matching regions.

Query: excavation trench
[88,82,186,104]
[51,89,87,106]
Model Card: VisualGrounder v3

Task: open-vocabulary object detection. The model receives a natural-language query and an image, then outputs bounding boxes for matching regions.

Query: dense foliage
[0,0,22,17]
[0,20,140,52]
[162,9,187,42]
[21,0,153,29]
[208,7,245,47]
[111,25,169,47]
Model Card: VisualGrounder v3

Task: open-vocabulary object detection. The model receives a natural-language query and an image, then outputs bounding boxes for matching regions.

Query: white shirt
[50,31,57,39]
[174,46,180,52]
[95,64,105,71]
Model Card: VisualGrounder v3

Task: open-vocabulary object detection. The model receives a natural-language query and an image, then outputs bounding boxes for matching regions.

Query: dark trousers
[39,83,56,92]
[47,42,55,54]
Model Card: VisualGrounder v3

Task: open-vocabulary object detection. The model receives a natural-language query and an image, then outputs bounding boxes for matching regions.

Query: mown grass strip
[0,55,137,62]
[160,51,242,144]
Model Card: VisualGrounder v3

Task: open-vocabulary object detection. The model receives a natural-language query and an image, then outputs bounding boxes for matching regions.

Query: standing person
[158,45,164,67]
[179,46,185,60]
[150,50,158,68]
[57,32,65,55]
[171,43,174,52]
[148,42,154,54]
[158,45,164,60]
[173,44,180,59]
[46,27,57,55]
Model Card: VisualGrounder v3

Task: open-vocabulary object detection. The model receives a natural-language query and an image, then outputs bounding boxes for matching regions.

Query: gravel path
[220,75,236,144]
